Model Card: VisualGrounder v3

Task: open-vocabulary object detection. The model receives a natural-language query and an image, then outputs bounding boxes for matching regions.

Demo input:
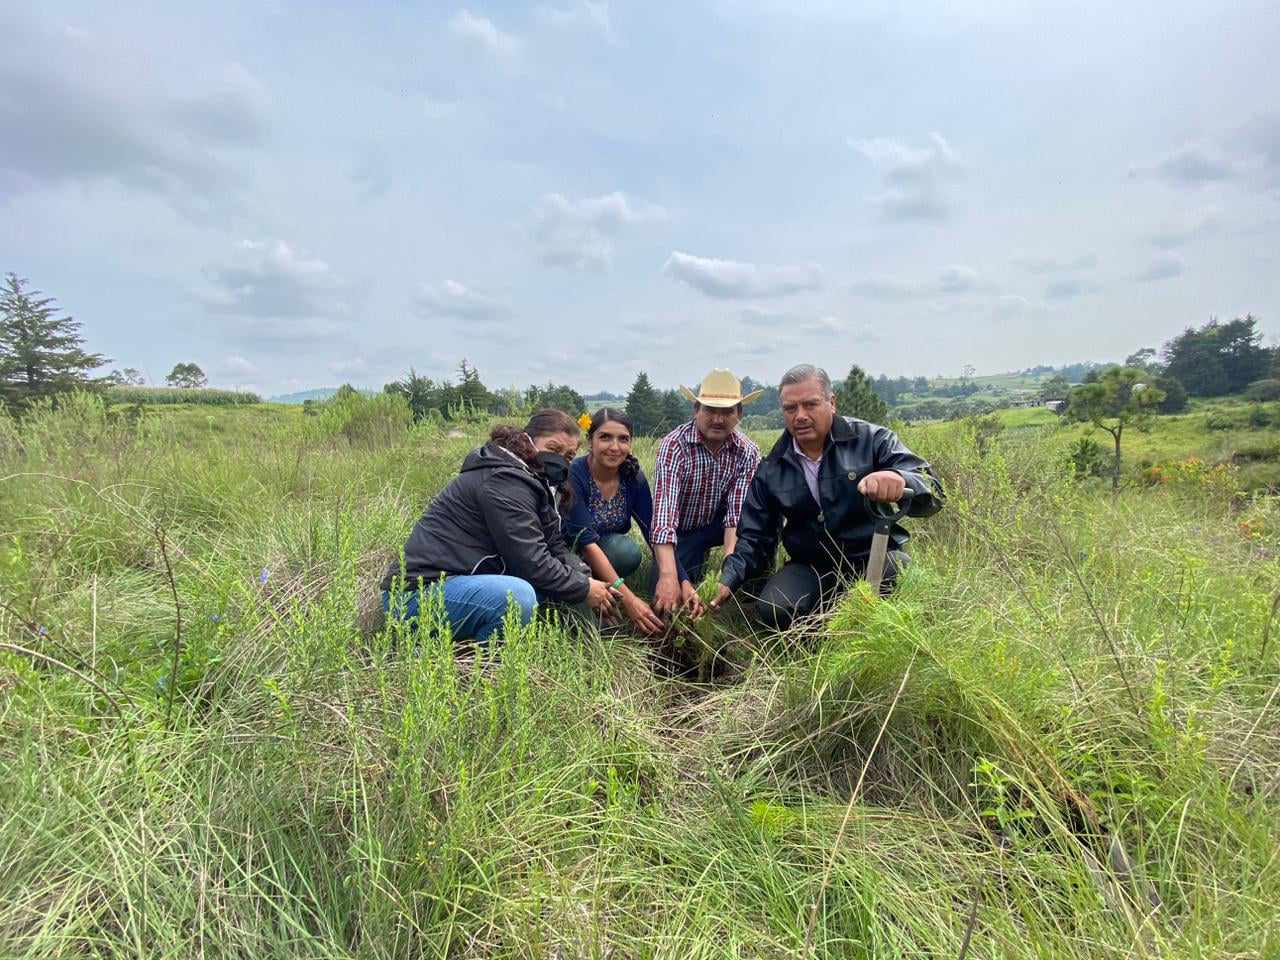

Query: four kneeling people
[385,363,943,645]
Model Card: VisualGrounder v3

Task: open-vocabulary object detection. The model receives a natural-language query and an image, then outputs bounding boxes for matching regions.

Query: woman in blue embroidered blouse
[566,408,691,635]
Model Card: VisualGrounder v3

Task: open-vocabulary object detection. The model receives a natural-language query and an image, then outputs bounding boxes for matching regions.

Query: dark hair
[780,363,833,398]
[588,407,641,479]
[489,408,579,509]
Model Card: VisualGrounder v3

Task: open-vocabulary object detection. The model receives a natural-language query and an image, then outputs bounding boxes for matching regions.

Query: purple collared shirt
[793,438,822,505]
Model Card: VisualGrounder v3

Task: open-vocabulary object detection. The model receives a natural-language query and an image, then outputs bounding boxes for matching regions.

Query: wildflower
[37,624,48,637]
[210,614,221,624]
[577,412,592,431]
[258,568,270,586]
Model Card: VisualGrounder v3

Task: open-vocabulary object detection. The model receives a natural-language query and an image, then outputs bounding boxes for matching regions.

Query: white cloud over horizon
[413,280,512,326]
[1,3,1277,393]
[448,9,521,59]
[663,251,823,299]
[533,191,667,271]
[851,133,962,222]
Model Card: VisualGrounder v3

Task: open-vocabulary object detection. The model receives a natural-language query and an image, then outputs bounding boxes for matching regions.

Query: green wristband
[609,577,625,590]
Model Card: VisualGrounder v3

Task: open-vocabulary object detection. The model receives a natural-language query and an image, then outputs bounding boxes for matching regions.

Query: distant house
[1044,399,1068,413]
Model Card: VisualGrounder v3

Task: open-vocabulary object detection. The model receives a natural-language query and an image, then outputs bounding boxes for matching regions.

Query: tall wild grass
[1,393,1278,958]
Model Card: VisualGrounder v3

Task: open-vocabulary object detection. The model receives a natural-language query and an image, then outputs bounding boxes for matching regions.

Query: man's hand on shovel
[857,470,906,503]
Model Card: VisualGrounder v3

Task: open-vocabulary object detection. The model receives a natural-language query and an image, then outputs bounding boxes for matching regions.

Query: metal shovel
[865,489,913,594]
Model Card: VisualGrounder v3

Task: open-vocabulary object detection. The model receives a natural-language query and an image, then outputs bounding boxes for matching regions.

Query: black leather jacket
[720,416,943,589]
[381,443,590,603]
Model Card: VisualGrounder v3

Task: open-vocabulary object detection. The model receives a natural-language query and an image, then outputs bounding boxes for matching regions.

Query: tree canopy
[623,372,663,436]
[1067,366,1164,490]
[834,365,889,423]
[1161,316,1271,397]
[0,274,108,410]
[165,362,207,388]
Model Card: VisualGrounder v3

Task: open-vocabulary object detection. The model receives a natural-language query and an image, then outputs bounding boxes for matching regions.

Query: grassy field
[993,398,1280,491]
[2,393,1279,958]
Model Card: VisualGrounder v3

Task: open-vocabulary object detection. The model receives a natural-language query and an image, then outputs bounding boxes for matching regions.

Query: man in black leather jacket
[711,364,943,629]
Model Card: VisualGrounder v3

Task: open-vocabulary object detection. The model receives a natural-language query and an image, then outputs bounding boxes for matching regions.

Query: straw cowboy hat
[679,368,764,409]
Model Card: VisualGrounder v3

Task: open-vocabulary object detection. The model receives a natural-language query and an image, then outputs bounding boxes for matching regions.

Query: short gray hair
[779,363,833,398]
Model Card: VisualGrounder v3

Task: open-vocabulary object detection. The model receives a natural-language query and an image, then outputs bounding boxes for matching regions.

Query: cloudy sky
[2,1,1278,396]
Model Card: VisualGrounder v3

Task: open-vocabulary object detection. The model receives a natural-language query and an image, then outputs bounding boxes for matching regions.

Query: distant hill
[269,387,377,404]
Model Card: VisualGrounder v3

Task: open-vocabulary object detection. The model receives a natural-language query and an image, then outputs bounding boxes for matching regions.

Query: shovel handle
[864,489,913,594]
[865,487,914,521]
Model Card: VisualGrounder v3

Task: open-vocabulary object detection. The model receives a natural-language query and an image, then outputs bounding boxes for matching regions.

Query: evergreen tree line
[380,361,588,424]
[1126,315,1276,398]
[4,270,1276,426]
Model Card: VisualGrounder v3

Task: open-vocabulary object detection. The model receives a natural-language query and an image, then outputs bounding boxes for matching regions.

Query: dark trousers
[754,550,909,631]
[651,519,728,587]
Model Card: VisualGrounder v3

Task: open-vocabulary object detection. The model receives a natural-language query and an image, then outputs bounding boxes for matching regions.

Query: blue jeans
[382,575,537,644]
[598,533,643,578]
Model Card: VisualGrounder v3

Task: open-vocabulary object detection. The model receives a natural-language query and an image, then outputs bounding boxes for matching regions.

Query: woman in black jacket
[381,409,620,644]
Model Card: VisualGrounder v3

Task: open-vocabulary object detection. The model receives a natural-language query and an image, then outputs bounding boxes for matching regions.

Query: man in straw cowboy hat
[650,368,767,618]
[709,363,943,630]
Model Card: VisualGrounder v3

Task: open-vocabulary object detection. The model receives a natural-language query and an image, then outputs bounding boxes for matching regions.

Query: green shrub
[308,390,411,446]
[1248,405,1273,428]
[1153,374,1188,413]
[1231,438,1280,462]
[1068,435,1108,478]
[104,385,261,406]
[17,390,136,457]
[1204,411,1234,431]
[1244,378,1280,402]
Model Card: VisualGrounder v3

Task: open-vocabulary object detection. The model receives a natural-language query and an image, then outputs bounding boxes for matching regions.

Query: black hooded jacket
[381,442,590,603]
[719,416,943,589]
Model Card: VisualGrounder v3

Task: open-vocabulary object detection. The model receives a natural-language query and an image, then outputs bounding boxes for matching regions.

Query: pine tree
[658,389,689,434]
[834,364,889,423]
[1067,367,1164,492]
[454,359,493,414]
[624,371,664,436]
[0,274,109,410]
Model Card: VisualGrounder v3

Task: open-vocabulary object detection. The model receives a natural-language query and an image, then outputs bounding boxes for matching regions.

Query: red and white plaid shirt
[651,420,761,544]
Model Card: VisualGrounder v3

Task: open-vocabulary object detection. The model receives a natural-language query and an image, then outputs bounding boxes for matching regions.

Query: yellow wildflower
[577,412,593,431]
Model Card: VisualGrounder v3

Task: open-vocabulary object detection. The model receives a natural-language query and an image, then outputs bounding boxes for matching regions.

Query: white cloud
[850,265,983,300]
[663,251,822,299]
[801,315,878,342]
[0,17,268,213]
[848,278,917,302]
[739,307,792,327]
[413,279,511,324]
[1016,253,1098,274]
[851,132,962,222]
[938,265,979,293]
[328,356,369,376]
[1148,212,1219,249]
[1044,277,1092,300]
[1135,253,1185,282]
[536,1,615,41]
[449,9,520,58]
[993,294,1033,320]
[1130,144,1233,188]
[222,354,259,377]
[1240,113,1280,189]
[167,62,270,146]
[533,191,667,272]
[200,240,352,343]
